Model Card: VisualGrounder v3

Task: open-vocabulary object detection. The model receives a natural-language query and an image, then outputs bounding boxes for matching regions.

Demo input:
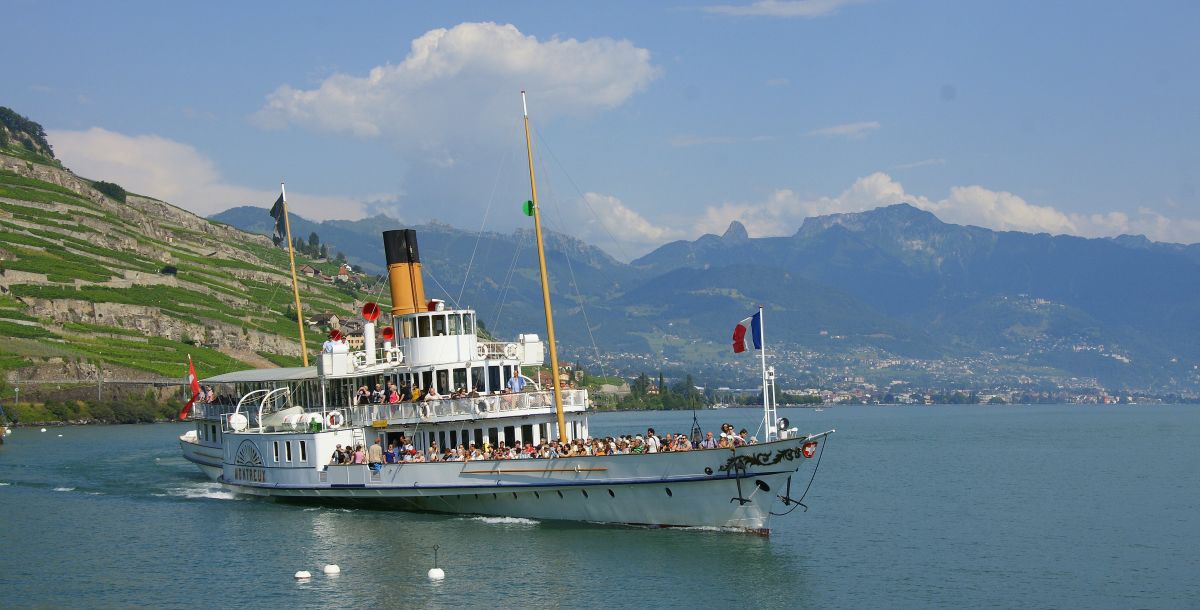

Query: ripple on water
[53,487,76,492]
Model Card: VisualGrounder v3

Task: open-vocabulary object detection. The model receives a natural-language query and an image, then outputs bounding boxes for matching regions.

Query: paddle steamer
[179,94,833,532]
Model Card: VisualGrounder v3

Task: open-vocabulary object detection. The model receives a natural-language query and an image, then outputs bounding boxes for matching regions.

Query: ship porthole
[557,490,563,499]
[581,489,589,498]
[607,489,615,498]
[704,467,713,475]
[755,480,770,492]
[665,487,673,497]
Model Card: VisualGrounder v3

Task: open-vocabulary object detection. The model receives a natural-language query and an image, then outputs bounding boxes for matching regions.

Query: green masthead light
[523,200,534,217]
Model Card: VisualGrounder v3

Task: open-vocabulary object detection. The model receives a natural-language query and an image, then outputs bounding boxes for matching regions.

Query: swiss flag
[178,356,201,420]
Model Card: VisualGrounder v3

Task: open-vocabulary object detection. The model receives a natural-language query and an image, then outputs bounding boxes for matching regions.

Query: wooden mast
[522,91,568,442]
[280,183,309,367]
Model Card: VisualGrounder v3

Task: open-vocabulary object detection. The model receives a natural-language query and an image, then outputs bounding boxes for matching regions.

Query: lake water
[1,405,1197,608]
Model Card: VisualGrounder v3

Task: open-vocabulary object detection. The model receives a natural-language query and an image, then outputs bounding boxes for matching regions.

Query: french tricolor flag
[732,312,762,353]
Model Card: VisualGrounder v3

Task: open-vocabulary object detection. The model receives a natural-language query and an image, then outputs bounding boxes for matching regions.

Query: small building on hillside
[298,264,320,278]
[308,312,340,329]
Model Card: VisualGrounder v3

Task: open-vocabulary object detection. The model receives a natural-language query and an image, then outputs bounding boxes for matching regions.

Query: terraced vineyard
[0,141,378,397]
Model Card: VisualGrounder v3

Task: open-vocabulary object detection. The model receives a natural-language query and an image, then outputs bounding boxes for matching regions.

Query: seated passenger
[717,433,732,449]
[736,429,750,447]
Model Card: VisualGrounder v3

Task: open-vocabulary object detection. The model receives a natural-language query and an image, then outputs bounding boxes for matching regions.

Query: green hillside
[0,109,376,403]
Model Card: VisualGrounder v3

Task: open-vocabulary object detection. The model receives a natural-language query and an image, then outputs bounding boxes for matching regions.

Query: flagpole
[758,304,771,441]
[280,183,309,367]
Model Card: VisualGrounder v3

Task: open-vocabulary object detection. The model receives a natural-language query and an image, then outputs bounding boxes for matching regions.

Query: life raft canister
[327,410,345,428]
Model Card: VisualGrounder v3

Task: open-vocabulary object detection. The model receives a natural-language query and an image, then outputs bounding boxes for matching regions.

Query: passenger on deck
[385,443,397,464]
[368,437,384,467]
[329,444,344,465]
[399,380,413,402]
[422,387,443,401]
[352,444,366,464]
[699,432,717,449]
[372,384,385,404]
[387,384,401,404]
[717,433,733,449]
[736,429,750,447]
[672,434,692,451]
[645,428,661,453]
[507,370,526,393]
[356,386,371,405]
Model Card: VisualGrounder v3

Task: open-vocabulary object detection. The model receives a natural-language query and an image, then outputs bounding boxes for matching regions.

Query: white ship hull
[179,431,224,480]
[213,429,831,533]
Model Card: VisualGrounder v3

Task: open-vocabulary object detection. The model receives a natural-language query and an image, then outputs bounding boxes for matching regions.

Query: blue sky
[6,0,1198,258]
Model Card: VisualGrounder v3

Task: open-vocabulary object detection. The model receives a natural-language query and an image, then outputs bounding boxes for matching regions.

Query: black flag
[269,194,286,244]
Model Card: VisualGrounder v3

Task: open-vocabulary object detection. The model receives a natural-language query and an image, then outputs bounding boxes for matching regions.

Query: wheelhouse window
[453,368,467,392]
[463,313,474,335]
[449,314,461,335]
[432,315,447,336]
[402,318,416,339]
[418,316,431,338]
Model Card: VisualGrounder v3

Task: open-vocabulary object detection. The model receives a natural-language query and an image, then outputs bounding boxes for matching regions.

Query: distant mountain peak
[722,220,749,242]
[795,202,942,237]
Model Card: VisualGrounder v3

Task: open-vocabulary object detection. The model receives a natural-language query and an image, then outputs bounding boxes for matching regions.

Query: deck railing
[347,389,587,425]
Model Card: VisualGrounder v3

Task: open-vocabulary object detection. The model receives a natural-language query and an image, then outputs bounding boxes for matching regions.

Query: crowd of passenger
[329,423,757,467]
[353,371,533,406]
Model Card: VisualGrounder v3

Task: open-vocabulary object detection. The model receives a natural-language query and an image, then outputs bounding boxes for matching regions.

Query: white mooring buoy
[428,544,445,581]
[57,434,63,437]
[294,571,312,580]
[40,428,47,432]
[323,564,341,575]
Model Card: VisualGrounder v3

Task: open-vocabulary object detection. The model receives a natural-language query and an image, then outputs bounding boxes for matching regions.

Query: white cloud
[692,172,1200,244]
[704,0,868,18]
[48,127,386,221]
[540,192,686,260]
[807,121,880,139]
[254,22,661,147]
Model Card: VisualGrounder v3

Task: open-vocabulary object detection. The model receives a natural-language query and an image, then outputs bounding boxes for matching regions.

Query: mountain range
[213,202,1200,393]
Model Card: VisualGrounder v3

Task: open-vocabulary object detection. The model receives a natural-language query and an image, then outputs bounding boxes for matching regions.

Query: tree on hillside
[308,232,320,254]
[92,181,127,203]
[0,106,55,157]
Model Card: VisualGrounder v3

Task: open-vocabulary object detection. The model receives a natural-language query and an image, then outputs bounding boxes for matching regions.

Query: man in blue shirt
[506,370,526,393]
